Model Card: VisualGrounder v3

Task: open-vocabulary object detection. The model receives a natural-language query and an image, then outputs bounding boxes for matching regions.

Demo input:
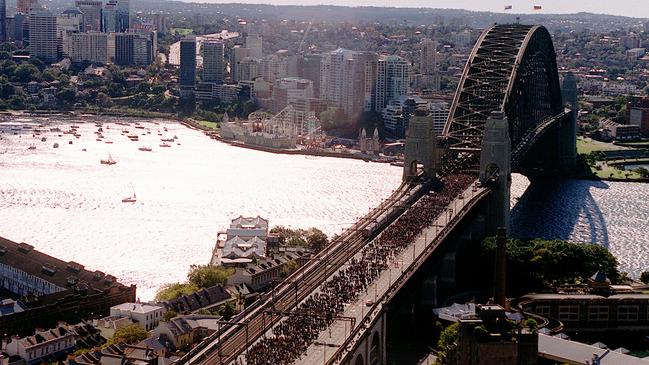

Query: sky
[192,0,649,18]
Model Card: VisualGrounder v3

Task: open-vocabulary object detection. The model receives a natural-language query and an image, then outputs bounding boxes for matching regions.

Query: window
[558,305,579,321]
[618,305,639,321]
[588,305,609,321]
[535,305,550,317]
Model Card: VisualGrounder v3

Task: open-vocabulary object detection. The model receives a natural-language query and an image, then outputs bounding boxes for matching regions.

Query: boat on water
[159,143,171,148]
[69,140,73,144]
[41,137,47,142]
[161,138,174,142]
[28,145,36,150]
[105,141,113,144]
[138,146,152,152]
[53,143,59,148]
[121,188,136,203]
[100,154,116,165]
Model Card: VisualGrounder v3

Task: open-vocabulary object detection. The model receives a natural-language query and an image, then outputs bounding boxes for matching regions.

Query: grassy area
[195,120,219,130]
[577,136,630,154]
[592,162,642,179]
[170,28,193,36]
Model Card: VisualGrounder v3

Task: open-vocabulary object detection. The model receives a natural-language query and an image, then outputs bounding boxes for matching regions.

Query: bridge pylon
[479,111,511,235]
[403,108,438,181]
[559,72,578,171]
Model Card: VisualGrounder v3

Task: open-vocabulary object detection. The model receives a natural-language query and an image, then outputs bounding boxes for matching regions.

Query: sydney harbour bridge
[178,23,577,365]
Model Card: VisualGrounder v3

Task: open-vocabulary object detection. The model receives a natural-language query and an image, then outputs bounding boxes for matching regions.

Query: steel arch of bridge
[441,24,563,173]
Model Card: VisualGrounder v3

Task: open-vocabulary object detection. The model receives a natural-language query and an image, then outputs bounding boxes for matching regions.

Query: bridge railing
[327,182,490,365]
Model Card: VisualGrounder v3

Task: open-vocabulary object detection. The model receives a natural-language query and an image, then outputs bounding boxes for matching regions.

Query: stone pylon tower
[559,72,578,171]
[479,111,511,235]
[403,109,438,181]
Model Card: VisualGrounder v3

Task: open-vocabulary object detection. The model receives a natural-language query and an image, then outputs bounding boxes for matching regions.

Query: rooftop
[111,303,163,314]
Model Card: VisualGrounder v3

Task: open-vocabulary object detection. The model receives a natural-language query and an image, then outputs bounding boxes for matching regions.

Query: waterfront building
[152,314,221,350]
[245,33,263,59]
[211,216,271,266]
[358,128,380,154]
[28,5,58,63]
[228,250,307,291]
[56,8,83,57]
[0,237,136,336]
[179,35,196,97]
[70,31,109,64]
[271,77,314,113]
[320,48,373,120]
[202,40,225,83]
[230,45,250,82]
[75,0,102,32]
[375,55,410,112]
[102,0,117,32]
[110,303,165,331]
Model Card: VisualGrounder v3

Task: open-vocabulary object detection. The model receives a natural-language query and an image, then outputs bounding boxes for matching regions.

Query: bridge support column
[558,72,578,171]
[403,109,438,181]
[479,111,511,236]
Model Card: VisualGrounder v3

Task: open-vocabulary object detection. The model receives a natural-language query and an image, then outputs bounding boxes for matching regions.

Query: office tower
[57,8,83,56]
[114,31,154,65]
[28,5,58,62]
[75,0,102,32]
[260,54,287,83]
[179,35,196,96]
[0,0,6,42]
[202,40,225,83]
[150,13,166,34]
[230,45,249,82]
[70,31,108,63]
[420,38,440,90]
[320,48,373,120]
[116,0,128,32]
[303,54,322,98]
[16,0,37,13]
[102,0,117,32]
[236,57,259,82]
[375,55,410,111]
[11,13,26,42]
[245,33,262,59]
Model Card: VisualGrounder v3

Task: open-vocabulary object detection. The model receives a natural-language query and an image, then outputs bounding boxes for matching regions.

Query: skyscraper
[245,33,262,59]
[0,0,6,42]
[375,55,410,111]
[114,31,154,66]
[70,31,108,63]
[57,8,84,57]
[230,45,250,82]
[16,0,37,13]
[75,0,102,32]
[179,35,197,97]
[115,0,129,32]
[29,5,58,62]
[202,40,225,84]
[303,54,322,98]
[102,0,117,32]
[420,38,440,90]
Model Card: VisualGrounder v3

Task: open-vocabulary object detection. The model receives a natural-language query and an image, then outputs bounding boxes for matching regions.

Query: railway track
[182,178,428,365]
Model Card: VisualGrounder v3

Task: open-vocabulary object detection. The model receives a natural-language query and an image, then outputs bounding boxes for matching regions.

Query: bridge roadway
[183,177,431,365]
[299,180,489,365]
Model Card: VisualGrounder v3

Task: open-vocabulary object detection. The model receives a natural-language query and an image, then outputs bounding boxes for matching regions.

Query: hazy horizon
[184,0,649,19]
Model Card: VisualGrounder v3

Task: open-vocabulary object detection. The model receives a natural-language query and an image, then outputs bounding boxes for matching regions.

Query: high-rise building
[75,0,102,32]
[179,35,197,97]
[260,54,288,83]
[102,0,117,32]
[0,0,6,42]
[375,55,410,111]
[303,54,322,98]
[16,0,37,13]
[149,13,166,34]
[114,31,154,65]
[236,57,259,82]
[57,8,83,57]
[202,40,225,84]
[271,77,314,113]
[245,33,262,59]
[115,0,129,32]
[419,38,440,90]
[28,5,58,62]
[70,31,108,63]
[230,45,250,82]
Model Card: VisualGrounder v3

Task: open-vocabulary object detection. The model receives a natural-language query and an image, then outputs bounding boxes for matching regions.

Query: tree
[163,310,178,322]
[41,70,56,82]
[28,58,46,71]
[155,282,199,301]
[219,302,236,320]
[187,264,234,289]
[0,51,11,60]
[56,87,76,106]
[437,322,459,356]
[281,260,298,277]
[110,324,149,345]
[13,63,41,83]
[641,271,649,284]
[97,92,113,108]
[306,228,328,252]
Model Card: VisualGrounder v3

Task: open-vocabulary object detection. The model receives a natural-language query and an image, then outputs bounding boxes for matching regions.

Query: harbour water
[0,117,402,300]
[1,116,647,300]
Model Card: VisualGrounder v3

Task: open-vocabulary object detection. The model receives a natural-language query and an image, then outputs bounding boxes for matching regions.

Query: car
[365,299,374,307]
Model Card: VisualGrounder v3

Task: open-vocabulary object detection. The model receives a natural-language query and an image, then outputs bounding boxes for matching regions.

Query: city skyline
[187,0,649,18]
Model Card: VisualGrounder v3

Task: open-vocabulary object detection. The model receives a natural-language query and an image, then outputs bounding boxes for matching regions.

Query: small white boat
[121,188,136,203]
[138,146,152,152]
[100,153,116,165]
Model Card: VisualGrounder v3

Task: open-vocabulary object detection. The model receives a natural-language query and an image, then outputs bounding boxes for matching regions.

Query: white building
[5,325,77,364]
[375,55,410,111]
[56,8,83,57]
[70,31,109,64]
[213,216,270,265]
[245,33,263,59]
[419,38,440,90]
[29,6,58,62]
[110,303,165,331]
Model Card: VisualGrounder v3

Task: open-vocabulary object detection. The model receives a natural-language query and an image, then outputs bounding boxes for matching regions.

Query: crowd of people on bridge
[244,174,476,365]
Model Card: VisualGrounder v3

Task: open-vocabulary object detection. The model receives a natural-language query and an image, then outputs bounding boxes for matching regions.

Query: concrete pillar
[403,109,437,181]
[494,227,507,307]
[559,72,578,171]
[479,111,511,235]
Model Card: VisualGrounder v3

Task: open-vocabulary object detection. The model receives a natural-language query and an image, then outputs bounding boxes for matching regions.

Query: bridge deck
[297,181,489,365]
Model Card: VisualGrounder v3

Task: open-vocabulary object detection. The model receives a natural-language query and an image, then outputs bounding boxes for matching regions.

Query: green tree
[155,282,199,301]
[640,271,649,284]
[0,51,11,60]
[163,310,178,322]
[306,228,328,252]
[437,322,459,355]
[109,324,149,345]
[220,302,236,320]
[41,70,56,82]
[13,63,41,83]
[187,264,234,289]
[97,92,113,108]
[56,87,76,105]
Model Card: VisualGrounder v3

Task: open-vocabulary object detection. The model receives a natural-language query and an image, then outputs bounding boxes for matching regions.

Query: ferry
[138,146,152,152]
[28,145,36,150]
[53,143,59,148]
[161,138,174,142]
[159,143,171,148]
